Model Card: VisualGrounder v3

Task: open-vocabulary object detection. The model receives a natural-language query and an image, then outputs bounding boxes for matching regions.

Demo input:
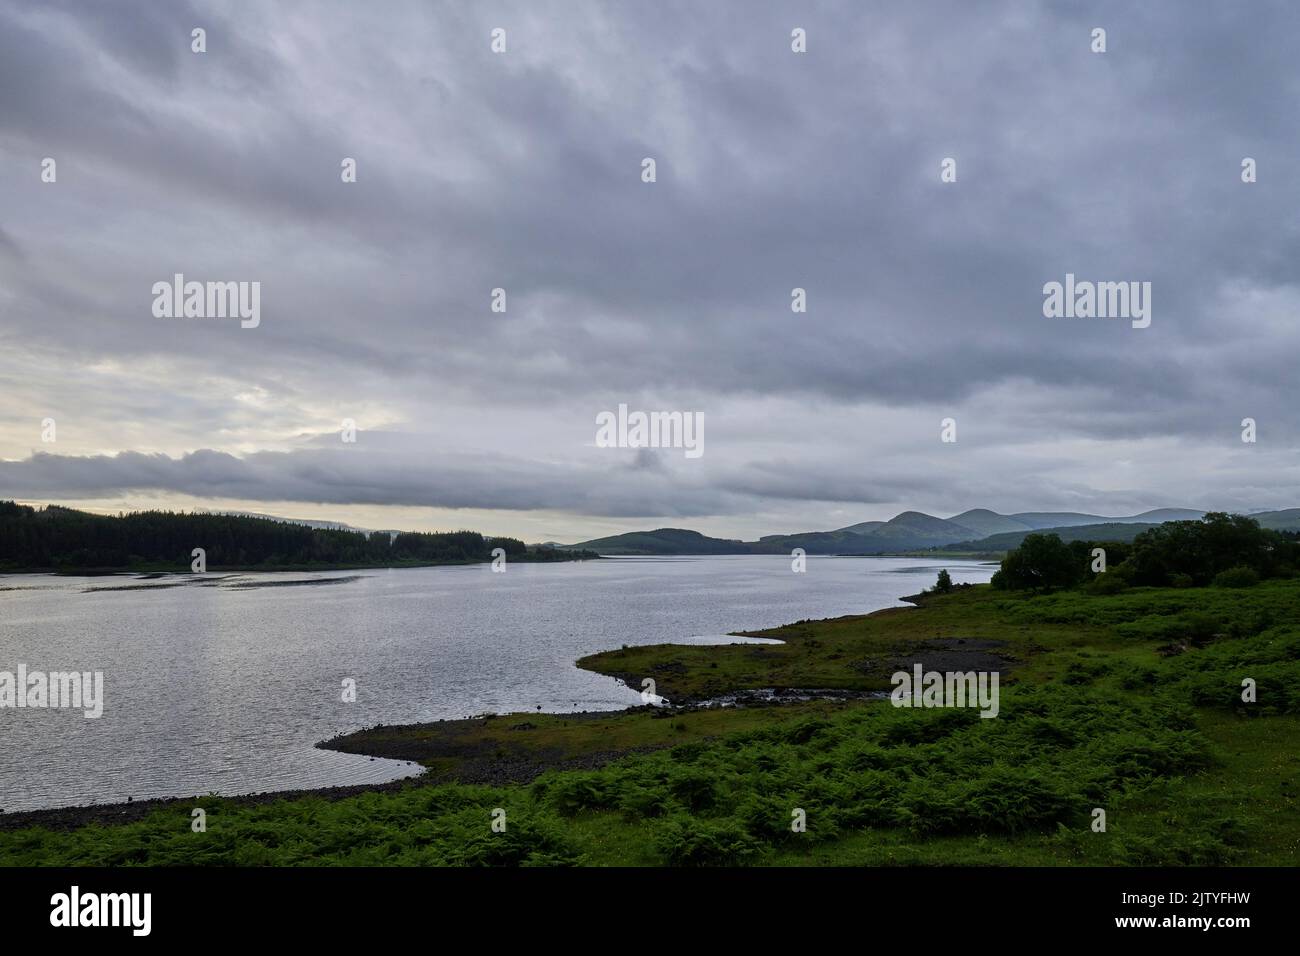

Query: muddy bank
[593,637,1016,707]
[864,638,1016,677]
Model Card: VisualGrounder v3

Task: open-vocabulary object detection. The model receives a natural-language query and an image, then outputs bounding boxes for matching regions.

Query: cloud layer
[1,0,1297,538]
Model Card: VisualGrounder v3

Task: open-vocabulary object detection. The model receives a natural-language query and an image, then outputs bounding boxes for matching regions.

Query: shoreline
[0,588,1019,832]
[0,553,991,576]
[0,701,797,831]
[0,554,600,577]
[0,707,646,831]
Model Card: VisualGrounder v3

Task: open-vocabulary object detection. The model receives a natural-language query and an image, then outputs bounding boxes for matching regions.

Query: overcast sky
[1,0,1297,542]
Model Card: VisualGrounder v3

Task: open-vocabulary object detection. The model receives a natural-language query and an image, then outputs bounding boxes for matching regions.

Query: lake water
[0,556,993,812]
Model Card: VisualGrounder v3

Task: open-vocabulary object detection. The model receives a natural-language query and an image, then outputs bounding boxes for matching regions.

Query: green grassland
[2,579,1297,866]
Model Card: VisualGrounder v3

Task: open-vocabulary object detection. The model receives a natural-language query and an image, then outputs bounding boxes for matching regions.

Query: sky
[1,0,1297,543]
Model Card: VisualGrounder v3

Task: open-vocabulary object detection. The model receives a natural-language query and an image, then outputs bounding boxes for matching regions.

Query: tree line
[0,502,593,571]
[990,512,1300,592]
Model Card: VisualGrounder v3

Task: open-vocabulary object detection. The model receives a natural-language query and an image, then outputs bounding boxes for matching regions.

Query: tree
[1125,513,1279,586]
[991,533,1080,592]
[933,568,954,593]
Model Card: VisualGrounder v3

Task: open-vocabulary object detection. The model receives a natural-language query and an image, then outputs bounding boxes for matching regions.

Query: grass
[324,701,848,782]
[2,578,1297,866]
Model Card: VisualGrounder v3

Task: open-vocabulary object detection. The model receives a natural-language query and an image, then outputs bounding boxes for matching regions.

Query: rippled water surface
[0,556,993,812]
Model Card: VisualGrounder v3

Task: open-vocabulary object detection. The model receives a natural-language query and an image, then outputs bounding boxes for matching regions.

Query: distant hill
[846,511,979,551]
[568,507,1292,556]
[753,509,1216,555]
[759,511,981,554]
[1006,509,1205,529]
[1128,508,1208,523]
[954,509,1299,551]
[958,522,1164,551]
[757,529,876,553]
[948,509,1035,537]
[566,528,752,555]
[1249,508,1300,531]
[826,520,886,535]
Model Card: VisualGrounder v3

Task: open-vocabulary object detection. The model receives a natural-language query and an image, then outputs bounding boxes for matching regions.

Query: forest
[0,502,592,571]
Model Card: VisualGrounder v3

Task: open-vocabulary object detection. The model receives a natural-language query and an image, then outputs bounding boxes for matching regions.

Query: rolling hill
[954,509,1300,551]
[567,528,752,555]
[566,508,1298,555]
[954,522,1164,551]
[1249,508,1300,530]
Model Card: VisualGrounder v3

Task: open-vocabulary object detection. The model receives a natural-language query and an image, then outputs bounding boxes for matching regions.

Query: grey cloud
[0,447,750,518]
[1,0,1297,531]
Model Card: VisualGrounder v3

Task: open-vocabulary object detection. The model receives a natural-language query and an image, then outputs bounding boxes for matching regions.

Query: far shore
[0,554,600,576]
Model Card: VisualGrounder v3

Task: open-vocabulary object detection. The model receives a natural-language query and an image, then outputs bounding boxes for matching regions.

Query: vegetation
[0,502,596,571]
[3,562,1297,866]
[990,513,1300,593]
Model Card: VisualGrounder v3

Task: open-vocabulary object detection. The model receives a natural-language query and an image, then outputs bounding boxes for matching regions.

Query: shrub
[1213,566,1260,588]
[666,768,720,812]
[616,781,671,820]
[1087,573,1127,595]
[1182,611,1222,644]
[898,767,1080,835]
[536,771,612,816]
[653,816,761,866]
[452,825,578,867]
[737,795,805,844]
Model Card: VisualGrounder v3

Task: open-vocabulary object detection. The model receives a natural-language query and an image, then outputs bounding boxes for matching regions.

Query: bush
[1087,573,1127,595]
[441,813,580,867]
[616,781,671,820]
[1225,609,1274,640]
[1182,611,1222,644]
[653,817,761,866]
[1213,566,1260,588]
[666,768,719,812]
[535,771,612,816]
[737,795,805,844]
[898,767,1081,835]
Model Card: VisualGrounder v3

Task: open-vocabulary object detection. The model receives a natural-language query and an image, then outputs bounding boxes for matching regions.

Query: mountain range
[566,508,1300,555]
